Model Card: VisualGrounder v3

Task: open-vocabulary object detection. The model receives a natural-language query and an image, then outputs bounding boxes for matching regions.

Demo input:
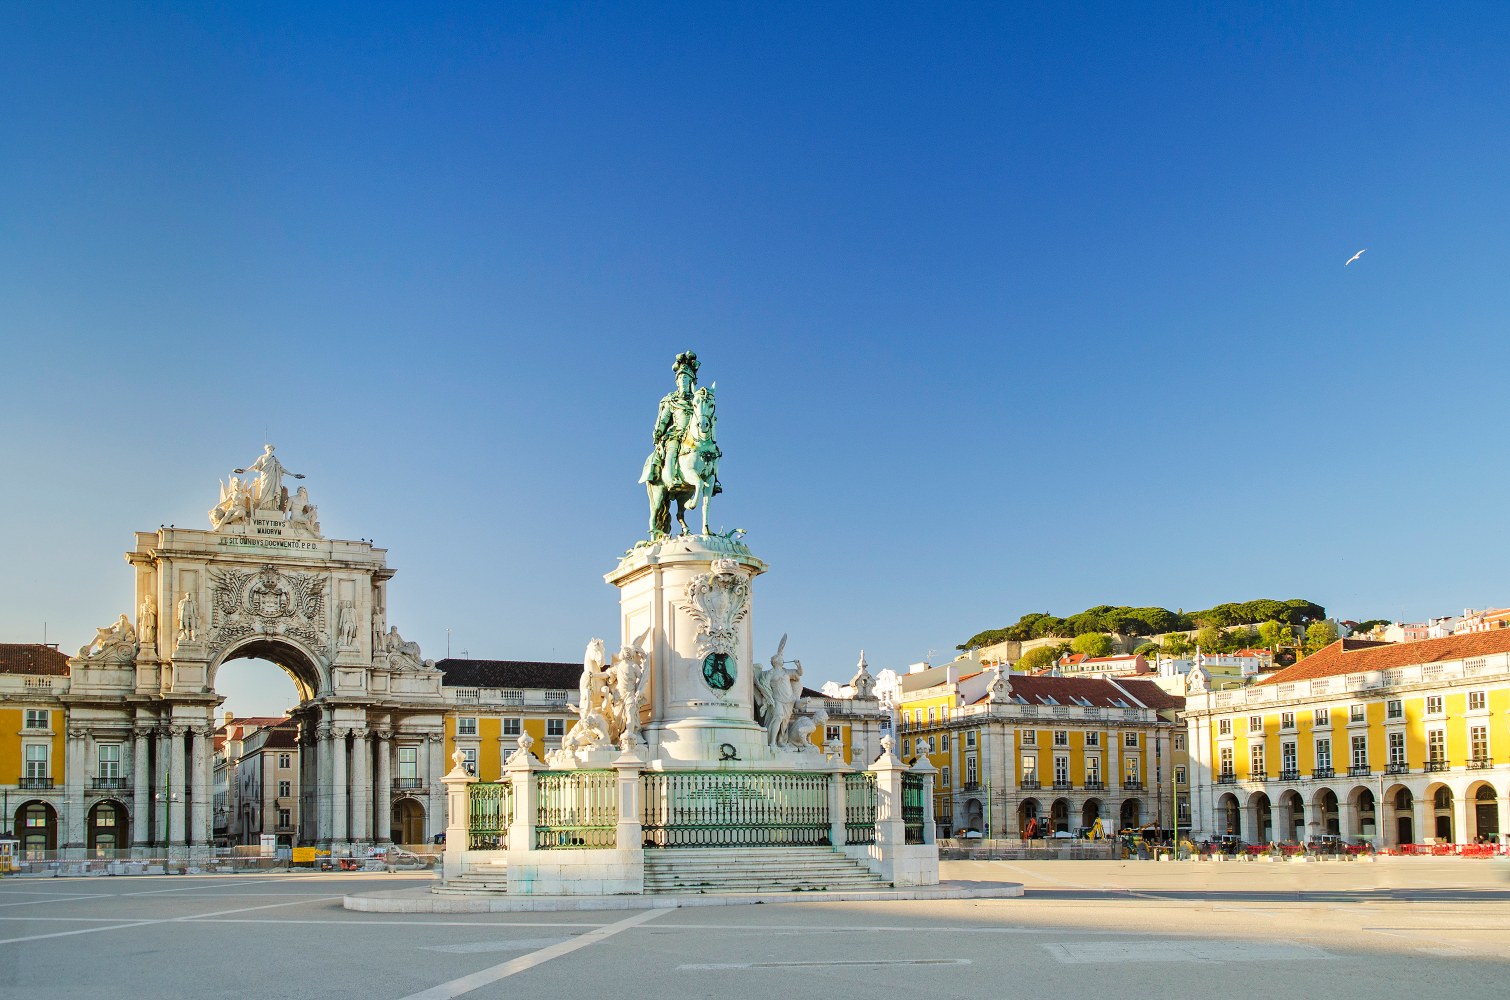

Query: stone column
[190,727,210,851]
[168,726,187,848]
[132,726,151,849]
[331,728,349,846]
[373,730,392,844]
[426,733,445,839]
[1451,789,1469,845]
[349,727,370,844]
[155,727,170,846]
[1339,797,1357,841]
[317,725,334,845]
[63,728,88,852]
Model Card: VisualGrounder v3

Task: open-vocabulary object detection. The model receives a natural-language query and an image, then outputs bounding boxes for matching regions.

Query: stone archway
[1277,789,1305,842]
[1470,782,1499,843]
[17,800,58,857]
[1120,798,1142,829]
[1247,791,1273,843]
[1216,792,1241,837]
[87,800,129,855]
[392,797,427,846]
[1387,786,1415,846]
[1312,788,1340,837]
[56,446,453,859]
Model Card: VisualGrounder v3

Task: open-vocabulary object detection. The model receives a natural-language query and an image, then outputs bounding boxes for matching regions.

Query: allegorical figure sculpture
[754,633,804,749]
[639,351,722,538]
[235,443,305,511]
[79,614,138,664]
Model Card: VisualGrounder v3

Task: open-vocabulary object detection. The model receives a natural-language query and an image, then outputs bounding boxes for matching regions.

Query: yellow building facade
[897,662,1186,839]
[1184,632,1510,845]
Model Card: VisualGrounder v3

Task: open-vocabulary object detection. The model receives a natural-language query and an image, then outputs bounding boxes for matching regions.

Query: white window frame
[23,743,49,779]
[97,743,121,780]
[456,717,478,737]
[23,709,49,730]
[502,717,522,736]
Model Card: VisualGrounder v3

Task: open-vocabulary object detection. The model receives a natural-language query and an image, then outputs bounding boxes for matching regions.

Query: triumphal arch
[62,445,448,857]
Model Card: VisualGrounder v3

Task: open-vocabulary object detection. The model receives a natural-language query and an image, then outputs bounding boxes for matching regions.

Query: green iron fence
[467,782,513,850]
[642,770,831,847]
[902,772,926,845]
[844,771,878,845]
[535,770,618,849]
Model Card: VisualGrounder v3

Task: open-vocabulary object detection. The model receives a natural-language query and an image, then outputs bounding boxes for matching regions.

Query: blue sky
[3,3,1508,715]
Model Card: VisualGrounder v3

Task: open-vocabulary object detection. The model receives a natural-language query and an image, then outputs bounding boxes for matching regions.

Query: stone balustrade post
[829,760,852,848]
[872,740,907,850]
[613,747,645,852]
[440,750,478,882]
[912,754,938,845]
[504,737,543,854]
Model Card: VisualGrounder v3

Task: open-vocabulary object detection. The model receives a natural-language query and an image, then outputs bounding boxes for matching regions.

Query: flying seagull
[1344,248,1367,266]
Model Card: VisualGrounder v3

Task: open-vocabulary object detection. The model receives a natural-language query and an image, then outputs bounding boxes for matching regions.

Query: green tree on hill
[1071,632,1113,657]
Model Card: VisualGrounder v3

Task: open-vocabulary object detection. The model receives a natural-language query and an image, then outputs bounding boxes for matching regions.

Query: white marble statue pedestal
[606,533,770,767]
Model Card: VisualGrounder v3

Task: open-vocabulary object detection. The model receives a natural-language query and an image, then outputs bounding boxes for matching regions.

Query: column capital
[67,727,90,741]
[350,726,370,740]
[168,725,188,737]
[317,725,334,741]
[373,728,393,742]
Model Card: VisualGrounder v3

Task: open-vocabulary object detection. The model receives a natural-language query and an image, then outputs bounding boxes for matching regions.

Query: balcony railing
[19,777,54,789]
[1425,760,1449,772]
[1311,766,1334,779]
[1467,757,1493,770]
[1347,765,1372,777]
[89,777,129,790]
[961,782,980,792]
[1051,780,1073,791]
[1385,762,1409,774]
[1020,778,1040,790]
[1083,779,1105,791]
[1278,769,1300,781]
[395,777,426,790]
[1122,779,1144,790]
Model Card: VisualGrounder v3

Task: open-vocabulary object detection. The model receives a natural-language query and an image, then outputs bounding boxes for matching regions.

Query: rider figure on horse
[640,350,721,537]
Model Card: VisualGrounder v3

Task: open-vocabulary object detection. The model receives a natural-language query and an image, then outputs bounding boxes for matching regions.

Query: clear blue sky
[3,3,1508,716]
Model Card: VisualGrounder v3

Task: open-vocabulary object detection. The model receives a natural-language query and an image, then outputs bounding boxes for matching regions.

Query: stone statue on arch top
[235,444,305,512]
[639,351,722,538]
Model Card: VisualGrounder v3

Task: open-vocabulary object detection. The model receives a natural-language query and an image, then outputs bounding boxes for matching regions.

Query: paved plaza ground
[2,859,1507,999]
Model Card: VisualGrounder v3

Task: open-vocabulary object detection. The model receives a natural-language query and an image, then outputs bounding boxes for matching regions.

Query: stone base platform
[342,879,1023,913]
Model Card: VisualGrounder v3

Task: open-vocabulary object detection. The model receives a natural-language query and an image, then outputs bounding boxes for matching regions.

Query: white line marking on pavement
[421,937,572,954]
[679,959,972,970]
[1042,940,1331,964]
[0,895,341,946]
[0,893,114,908]
[395,908,668,1000]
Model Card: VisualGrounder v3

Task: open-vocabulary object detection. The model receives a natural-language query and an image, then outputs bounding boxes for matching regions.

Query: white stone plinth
[606,535,769,765]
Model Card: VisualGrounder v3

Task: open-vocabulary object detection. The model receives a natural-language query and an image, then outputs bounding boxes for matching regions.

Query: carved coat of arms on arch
[206,563,328,656]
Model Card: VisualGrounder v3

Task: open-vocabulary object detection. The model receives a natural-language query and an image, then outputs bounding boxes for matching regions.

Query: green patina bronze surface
[639,350,722,538]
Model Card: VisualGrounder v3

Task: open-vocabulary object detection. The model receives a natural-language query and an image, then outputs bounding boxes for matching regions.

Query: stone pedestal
[606,535,770,765]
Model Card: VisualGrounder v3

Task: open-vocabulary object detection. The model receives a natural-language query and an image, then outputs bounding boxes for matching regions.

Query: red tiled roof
[984,674,1176,710]
[1113,678,1186,711]
[0,643,70,676]
[1259,631,1510,685]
